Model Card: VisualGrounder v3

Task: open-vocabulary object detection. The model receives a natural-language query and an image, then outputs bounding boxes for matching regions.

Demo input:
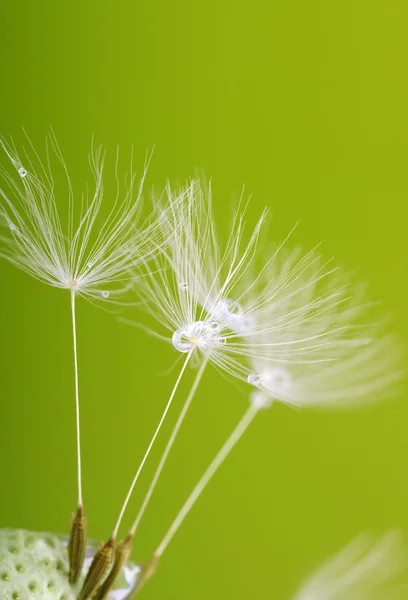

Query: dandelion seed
[105,182,275,563]
[0,131,160,582]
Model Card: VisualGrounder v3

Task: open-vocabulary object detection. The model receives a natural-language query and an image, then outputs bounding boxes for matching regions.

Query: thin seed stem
[155,402,260,557]
[112,351,193,539]
[129,356,209,537]
[71,289,83,507]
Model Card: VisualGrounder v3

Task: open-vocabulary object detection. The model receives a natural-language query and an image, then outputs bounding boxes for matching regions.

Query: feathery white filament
[130,357,209,537]
[155,401,260,557]
[291,531,408,600]
[0,133,159,300]
[112,351,193,539]
[70,290,83,507]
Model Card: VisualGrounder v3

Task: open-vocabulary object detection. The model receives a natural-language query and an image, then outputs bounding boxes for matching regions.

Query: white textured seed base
[0,529,140,600]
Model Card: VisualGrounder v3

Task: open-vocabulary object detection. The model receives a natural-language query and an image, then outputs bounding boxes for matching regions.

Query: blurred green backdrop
[0,1,407,598]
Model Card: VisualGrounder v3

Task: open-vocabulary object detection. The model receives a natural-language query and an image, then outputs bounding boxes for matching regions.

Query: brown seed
[93,534,134,600]
[124,554,160,599]
[68,504,87,584]
[79,537,116,600]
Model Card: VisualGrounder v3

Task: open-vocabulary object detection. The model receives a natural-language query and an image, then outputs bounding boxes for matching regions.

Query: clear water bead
[18,167,27,178]
[223,299,243,316]
[101,291,110,299]
[248,367,292,398]
[247,373,262,387]
[178,281,188,291]
[209,299,255,335]
[172,321,215,353]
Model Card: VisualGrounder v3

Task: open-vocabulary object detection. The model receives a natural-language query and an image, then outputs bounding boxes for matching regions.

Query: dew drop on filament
[101,291,110,299]
[18,167,27,178]
[178,281,188,291]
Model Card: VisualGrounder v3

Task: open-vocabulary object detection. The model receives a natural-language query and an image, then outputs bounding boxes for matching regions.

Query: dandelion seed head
[0,528,140,599]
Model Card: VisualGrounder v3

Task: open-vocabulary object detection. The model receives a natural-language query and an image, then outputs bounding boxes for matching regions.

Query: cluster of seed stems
[68,289,259,599]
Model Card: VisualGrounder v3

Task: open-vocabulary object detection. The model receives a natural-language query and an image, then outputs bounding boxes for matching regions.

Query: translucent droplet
[247,372,262,386]
[178,281,188,291]
[172,321,215,353]
[216,336,227,346]
[223,299,243,316]
[172,328,194,353]
[248,367,292,397]
[101,291,110,299]
[208,320,220,331]
[18,167,27,178]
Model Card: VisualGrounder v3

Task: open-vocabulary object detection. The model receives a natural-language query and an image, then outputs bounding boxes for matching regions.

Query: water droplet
[178,281,188,291]
[172,328,193,353]
[101,291,110,299]
[247,372,262,387]
[248,367,292,397]
[172,321,214,353]
[18,167,27,178]
[208,320,220,331]
[216,336,227,346]
[223,299,243,316]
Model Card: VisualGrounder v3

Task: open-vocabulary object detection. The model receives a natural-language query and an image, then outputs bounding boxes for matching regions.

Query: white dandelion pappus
[243,248,403,410]
[0,133,155,300]
[291,531,408,600]
[117,179,403,570]
[0,131,160,584]
[104,180,274,573]
[135,178,273,378]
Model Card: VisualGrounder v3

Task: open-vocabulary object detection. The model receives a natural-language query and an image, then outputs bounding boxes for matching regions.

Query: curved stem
[155,402,260,557]
[71,290,83,507]
[129,356,209,537]
[112,351,193,539]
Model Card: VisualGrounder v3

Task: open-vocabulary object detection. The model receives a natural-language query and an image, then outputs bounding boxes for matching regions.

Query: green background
[1,1,407,598]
